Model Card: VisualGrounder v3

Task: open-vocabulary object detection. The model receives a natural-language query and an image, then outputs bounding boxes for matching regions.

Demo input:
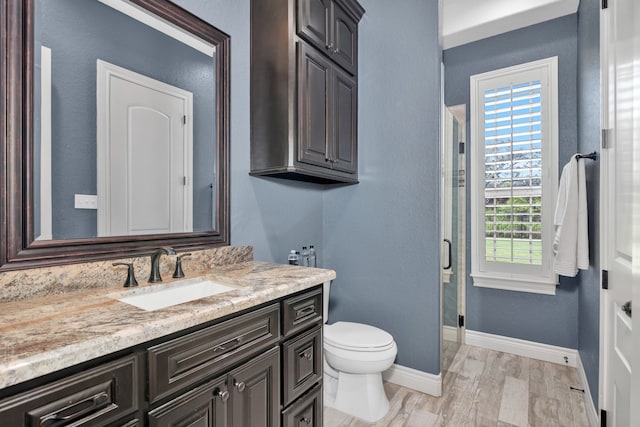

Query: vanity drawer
[282,382,323,427]
[0,354,140,426]
[148,303,280,403]
[282,324,323,406]
[282,287,323,337]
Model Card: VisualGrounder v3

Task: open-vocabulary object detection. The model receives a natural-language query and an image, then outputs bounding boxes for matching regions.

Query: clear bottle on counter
[288,250,299,265]
[301,246,310,266]
[309,245,317,267]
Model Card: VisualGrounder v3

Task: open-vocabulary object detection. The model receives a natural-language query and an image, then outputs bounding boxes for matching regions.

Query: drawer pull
[295,305,315,319]
[212,337,243,353]
[234,380,246,392]
[214,388,230,403]
[299,350,313,360]
[40,392,110,427]
[300,416,312,425]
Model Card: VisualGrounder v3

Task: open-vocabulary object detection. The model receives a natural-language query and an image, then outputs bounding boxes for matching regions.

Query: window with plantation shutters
[470,57,559,295]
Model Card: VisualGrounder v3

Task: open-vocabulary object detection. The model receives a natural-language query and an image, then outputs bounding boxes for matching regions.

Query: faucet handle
[113,262,138,287]
[173,253,192,279]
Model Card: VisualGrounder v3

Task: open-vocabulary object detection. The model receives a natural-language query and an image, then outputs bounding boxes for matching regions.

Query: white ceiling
[441,0,580,50]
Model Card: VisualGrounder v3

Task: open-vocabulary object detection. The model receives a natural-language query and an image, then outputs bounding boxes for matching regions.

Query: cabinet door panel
[0,354,140,427]
[297,0,331,51]
[298,42,332,168]
[283,325,323,406]
[282,383,322,427]
[148,376,227,427]
[148,304,280,403]
[229,347,280,427]
[282,287,323,338]
[332,68,357,173]
[331,4,357,75]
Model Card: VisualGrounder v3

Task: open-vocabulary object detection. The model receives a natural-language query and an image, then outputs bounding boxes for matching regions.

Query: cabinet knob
[299,350,313,360]
[300,417,312,425]
[214,388,230,402]
[234,380,246,392]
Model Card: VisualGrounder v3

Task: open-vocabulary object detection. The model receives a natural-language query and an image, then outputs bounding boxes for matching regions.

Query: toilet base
[324,368,390,422]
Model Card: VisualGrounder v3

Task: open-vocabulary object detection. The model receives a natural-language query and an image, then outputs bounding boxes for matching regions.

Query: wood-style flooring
[324,343,590,427]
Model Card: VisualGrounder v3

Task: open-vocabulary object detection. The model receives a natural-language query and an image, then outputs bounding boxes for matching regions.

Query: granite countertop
[0,261,335,390]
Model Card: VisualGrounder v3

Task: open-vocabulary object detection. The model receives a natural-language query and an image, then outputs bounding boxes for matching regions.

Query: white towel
[553,156,589,276]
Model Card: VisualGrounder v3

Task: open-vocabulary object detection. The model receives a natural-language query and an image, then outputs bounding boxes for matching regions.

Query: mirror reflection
[33,0,217,240]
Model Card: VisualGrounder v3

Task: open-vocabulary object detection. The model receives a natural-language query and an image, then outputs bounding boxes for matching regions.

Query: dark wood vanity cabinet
[250,0,364,184]
[0,286,324,427]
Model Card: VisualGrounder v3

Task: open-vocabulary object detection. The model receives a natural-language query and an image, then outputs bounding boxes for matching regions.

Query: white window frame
[470,57,559,295]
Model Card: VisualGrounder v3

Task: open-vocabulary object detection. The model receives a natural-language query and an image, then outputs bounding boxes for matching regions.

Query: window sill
[471,272,557,295]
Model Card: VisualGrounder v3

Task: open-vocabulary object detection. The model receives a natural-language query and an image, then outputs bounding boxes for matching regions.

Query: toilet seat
[324,321,395,352]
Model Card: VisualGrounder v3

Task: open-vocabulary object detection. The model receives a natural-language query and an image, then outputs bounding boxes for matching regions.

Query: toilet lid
[324,321,394,351]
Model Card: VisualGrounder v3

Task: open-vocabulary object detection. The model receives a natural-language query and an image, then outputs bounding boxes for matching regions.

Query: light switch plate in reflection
[74,194,98,210]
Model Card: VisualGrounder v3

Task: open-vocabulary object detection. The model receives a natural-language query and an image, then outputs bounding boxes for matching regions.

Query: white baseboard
[383,364,442,397]
[576,355,599,427]
[465,329,578,367]
[443,325,458,342]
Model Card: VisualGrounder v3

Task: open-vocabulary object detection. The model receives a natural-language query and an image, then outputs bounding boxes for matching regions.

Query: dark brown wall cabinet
[250,0,365,184]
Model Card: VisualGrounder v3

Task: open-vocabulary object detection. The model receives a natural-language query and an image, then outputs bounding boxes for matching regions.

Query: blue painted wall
[444,15,581,348]
[322,0,442,374]
[577,0,601,407]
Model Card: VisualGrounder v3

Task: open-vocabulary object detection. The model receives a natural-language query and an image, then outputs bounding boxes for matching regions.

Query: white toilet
[322,281,398,422]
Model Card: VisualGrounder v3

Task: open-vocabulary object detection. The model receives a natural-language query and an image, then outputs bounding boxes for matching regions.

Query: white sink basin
[115,278,236,311]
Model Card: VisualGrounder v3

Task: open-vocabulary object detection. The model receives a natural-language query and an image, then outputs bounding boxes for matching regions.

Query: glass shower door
[441,105,466,375]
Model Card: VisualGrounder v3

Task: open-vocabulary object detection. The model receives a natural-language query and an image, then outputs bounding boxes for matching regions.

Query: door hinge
[458,141,465,154]
[602,269,609,290]
[602,0,608,9]
[183,115,187,125]
[458,315,465,328]
[182,176,187,186]
[600,409,607,427]
[601,128,612,149]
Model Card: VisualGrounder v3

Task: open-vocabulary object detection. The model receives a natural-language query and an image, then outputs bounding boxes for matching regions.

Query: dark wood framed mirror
[0,0,230,271]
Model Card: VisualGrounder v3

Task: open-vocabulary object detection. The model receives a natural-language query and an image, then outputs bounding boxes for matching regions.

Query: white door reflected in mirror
[97,60,193,236]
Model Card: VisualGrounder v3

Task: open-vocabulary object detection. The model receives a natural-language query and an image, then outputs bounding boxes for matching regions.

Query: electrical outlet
[74,194,98,210]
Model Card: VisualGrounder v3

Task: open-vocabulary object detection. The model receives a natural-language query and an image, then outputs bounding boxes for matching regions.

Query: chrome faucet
[148,247,176,283]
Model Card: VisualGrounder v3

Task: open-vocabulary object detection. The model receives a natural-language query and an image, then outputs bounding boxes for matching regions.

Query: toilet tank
[322,281,331,323]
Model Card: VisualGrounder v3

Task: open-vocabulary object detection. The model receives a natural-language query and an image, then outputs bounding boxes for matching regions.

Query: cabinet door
[0,354,140,426]
[297,42,332,168]
[229,347,280,427]
[282,325,323,406]
[331,67,357,174]
[331,3,358,75]
[281,383,322,427]
[147,376,227,427]
[297,0,331,52]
